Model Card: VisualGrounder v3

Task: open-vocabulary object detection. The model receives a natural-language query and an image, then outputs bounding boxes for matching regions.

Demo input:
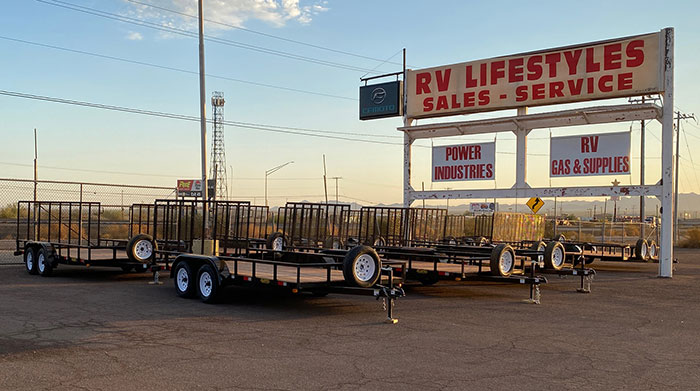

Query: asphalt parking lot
[1,250,699,390]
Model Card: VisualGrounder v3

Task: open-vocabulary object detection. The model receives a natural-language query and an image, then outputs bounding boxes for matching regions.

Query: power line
[123,0,409,68]
[37,0,382,74]
[0,35,357,102]
[681,123,700,192]
[0,89,409,146]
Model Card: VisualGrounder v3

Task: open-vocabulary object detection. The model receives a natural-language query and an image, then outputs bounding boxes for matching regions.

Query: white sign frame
[398,28,675,277]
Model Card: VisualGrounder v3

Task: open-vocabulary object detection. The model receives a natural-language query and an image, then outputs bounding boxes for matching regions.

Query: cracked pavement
[1,249,699,390]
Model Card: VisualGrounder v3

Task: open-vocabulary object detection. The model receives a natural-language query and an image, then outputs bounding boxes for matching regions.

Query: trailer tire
[174,262,196,298]
[489,244,515,277]
[37,247,53,277]
[529,241,546,262]
[342,245,381,288]
[556,234,566,242]
[477,236,489,246]
[24,247,38,275]
[126,234,157,263]
[196,264,220,303]
[418,273,439,286]
[444,236,457,245]
[322,238,343,250]
[372,236,386,247]
[544,241,566,270]
[635,239,649,261]
[266,232,286,251]
[648,241,658,259]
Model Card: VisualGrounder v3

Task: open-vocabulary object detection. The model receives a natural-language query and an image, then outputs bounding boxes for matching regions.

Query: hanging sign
[550,131,631,177]
[432,142,495,182]
[406,32,662,119]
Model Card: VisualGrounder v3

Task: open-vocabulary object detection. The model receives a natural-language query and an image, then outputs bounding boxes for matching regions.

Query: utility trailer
[158,200,406,322]
[354,206,547,302]
[441,212,595,292]
[15,201,159,276]
[269,202,350,251]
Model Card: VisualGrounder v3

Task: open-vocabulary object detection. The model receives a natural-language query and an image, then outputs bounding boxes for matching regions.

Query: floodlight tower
[209,91,228,200]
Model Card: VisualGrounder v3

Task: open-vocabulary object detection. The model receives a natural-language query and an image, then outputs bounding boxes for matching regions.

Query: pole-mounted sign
[359,80,403,120]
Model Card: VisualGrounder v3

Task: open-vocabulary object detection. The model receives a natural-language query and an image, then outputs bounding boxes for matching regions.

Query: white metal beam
[659,28,674,277]
[398,103,662,140]
[409,185,662,200]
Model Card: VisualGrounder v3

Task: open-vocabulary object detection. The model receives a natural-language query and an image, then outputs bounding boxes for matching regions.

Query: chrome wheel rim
[37,252,45,273]
[199,271,213,297]
[273,237,284,251]
[355,254,376,282]
[553,247,564,267]
[176,268,189,292]
[134,239,153,261]
[649,244,657,258]
[500,251,514,274]
[26,251,34,271]
[641,242,648,258]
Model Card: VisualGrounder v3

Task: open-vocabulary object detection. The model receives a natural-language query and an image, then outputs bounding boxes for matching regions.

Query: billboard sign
[550,131,631,177]
[406,32,662,119]
[177,179,203,197]
[359,80,403,120]
[470,202,495,214]
[432,142,495,182]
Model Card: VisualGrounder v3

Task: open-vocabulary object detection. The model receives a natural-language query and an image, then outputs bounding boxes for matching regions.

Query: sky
[1,0,700,207]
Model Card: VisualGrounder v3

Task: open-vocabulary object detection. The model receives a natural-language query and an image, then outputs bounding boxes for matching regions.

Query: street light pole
[265,161,294,206]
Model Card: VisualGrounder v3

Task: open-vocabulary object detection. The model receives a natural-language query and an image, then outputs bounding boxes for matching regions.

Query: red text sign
[550,132,630,177]
[432,142,495,182]
[406,32,661,119]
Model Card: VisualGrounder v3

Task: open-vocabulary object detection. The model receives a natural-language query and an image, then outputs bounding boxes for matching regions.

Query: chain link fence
[0,178,176,265]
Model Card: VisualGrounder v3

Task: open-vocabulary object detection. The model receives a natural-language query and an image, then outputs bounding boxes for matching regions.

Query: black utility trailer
[159,200,406,322]
[353,206,547,303]
[15,201,159,275]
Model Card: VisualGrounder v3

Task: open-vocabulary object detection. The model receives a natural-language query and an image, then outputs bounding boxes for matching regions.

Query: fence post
[578,220,582,241]
[601,220,606,243]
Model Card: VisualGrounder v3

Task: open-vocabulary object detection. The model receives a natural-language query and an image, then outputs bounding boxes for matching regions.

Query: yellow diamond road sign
[526,197,544,214]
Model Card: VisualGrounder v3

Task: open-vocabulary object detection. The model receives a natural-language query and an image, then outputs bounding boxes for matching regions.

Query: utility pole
[33,128,38,204]
[197,0,208,237]
[323,155,328,204]
[674,111,697,243]
[330,177,342,203]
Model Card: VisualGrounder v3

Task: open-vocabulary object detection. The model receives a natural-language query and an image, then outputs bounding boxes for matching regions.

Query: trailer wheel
[529,241,546,262]
[174,262,196,298]
[544,241,566,270]
[556,234,566,242]
[266,232,286,251]
[24,247,38,275]
[342,245,381,288]
[635,239,649,260]
[372,236,386,247]
[648,241,658,259]
[418,273,439,286]
[477,236,489,246]
[322,238,343,250]
[126,234,156,263]
[489,244,515,277]
[444,236,457,245]
[197,264,219,303]
[37,247,53,277]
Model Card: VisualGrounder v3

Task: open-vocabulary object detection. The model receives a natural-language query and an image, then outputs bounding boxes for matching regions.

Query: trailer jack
[149,265,163,285]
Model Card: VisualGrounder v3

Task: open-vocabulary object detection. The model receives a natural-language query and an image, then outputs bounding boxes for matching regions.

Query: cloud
[123,0,329,35]
[126,31,144,40]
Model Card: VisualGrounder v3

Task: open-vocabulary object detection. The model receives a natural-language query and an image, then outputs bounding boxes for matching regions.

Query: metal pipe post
[197,0,209,230]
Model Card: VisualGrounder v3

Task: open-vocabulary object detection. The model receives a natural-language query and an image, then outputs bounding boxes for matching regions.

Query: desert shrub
[679,228,700,248]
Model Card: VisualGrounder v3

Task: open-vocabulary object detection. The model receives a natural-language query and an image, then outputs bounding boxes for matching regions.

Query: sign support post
[659,28,674,277]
